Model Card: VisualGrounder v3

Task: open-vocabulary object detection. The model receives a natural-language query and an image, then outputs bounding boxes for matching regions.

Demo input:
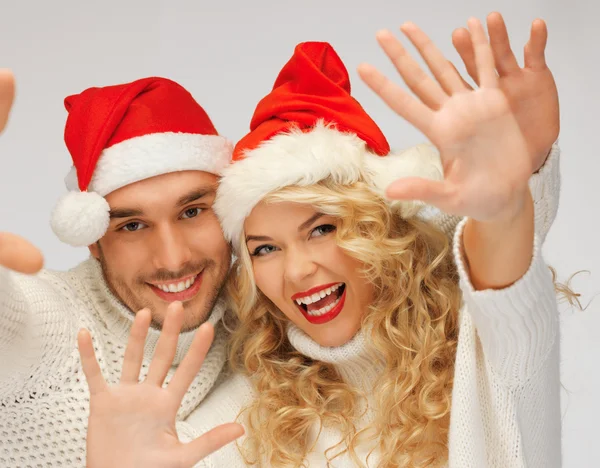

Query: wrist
[463,190,534,290]
[481,187,533,227]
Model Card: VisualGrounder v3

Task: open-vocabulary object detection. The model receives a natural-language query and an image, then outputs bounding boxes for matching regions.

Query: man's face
[89,170,231,331]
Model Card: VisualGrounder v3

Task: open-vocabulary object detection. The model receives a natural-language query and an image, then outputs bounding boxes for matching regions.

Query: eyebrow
[176,188,215,207]
[245,212,325,243]
[298,212,324,232]
[108,187,215,220]
[109,208,144,219]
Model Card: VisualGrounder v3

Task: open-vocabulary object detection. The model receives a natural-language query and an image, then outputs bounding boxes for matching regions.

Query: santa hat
[214,42,443,246]
[51,77,232,247]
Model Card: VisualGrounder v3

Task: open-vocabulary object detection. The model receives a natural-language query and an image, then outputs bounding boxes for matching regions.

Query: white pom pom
[50,191,110,247]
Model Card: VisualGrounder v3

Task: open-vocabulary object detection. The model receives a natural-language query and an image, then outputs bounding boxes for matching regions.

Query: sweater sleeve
[452,218,559,384]
[429,143,561,243]
[0,266,78,399]
[449,221,561,467]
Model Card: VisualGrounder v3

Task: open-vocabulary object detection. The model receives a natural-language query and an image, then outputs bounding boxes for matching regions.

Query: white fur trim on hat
[364,142,444,217]
[64,132,233,196]
[214,123,443,246]
[54,131,233,246]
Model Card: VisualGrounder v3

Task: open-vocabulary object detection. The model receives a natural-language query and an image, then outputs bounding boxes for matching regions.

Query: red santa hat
[51,77,232,247]
[214,42,442,247]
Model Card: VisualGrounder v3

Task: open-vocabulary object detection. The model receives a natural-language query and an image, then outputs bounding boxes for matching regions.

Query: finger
[467,17,498,88]
[145,301,184,386]
[0,69,15,133]
[524,19,548,70]
[179,423,245,467]
[358,63,435,135]
[168,322,214,403]
[486,12,520,75]
[375,29,448,109]
[401,22,467,95]
[385,177,455,212]
[120,308,152,383]
[0,232,44,274]
[78,329,108,395]
[452,27,479,86]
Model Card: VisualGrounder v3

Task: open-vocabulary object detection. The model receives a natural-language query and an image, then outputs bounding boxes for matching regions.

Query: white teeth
[306,295,342,317]
[155,275,196,293]
[295,283,343,305]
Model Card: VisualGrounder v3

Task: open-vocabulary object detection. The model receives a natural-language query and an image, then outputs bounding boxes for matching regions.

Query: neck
[286,324,383,393]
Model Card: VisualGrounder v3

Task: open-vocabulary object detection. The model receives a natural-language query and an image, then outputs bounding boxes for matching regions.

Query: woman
[80,17,564,468]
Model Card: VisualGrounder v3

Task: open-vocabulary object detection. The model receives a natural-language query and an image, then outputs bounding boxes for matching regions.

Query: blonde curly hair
[225,178,462,467]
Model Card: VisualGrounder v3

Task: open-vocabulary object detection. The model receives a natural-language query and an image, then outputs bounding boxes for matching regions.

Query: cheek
[98,235,151,282]
[347,259,374,307]
[326,246,374,304]
[252,261,284,306]
[318,242,355,270]
[185,215,230,259]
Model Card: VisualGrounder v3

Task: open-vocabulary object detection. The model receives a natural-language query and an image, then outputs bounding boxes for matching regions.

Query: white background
[0,1,597,465]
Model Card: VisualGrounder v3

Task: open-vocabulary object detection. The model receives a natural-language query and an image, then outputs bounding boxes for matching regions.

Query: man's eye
[121,222,145,232]
[182,208,202,219]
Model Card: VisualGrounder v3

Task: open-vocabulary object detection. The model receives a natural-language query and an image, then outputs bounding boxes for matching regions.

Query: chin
[312,325,360,348]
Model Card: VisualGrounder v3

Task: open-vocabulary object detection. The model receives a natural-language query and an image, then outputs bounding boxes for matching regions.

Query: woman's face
[244,200,375,347]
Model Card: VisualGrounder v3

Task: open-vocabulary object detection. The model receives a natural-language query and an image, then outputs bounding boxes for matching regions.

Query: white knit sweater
[0,146,560,468]
[187,146,562,468]
[0,259,229,467]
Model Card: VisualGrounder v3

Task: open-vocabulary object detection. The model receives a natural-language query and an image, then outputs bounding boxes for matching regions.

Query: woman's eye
[310,224,336,238]
[251,245,278,257]
[182,207,202,219]
[121,222,146,232]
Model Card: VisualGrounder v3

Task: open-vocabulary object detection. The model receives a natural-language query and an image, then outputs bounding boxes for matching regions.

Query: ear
[88,242,100,259]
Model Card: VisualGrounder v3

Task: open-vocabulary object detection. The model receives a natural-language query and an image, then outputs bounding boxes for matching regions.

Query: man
[0,76,240,467]
[0,11,562,467]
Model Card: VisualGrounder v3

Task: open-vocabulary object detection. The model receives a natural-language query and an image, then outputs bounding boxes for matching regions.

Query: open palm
[359,18,532,223]
[452,12,559,170]
[79,303,244,468]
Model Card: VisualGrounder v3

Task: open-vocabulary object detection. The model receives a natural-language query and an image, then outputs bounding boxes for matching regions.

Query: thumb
[179,423,244,466]
[0,69,15,133]
[524,19,548,70]
[0,232,44,274]
[385,178,453,210]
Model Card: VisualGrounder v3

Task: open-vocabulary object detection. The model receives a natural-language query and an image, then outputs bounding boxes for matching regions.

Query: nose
[283,245,317,284]
[152,224,193,272]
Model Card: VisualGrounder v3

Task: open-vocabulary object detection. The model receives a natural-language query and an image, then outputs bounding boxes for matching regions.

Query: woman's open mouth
[292,282,346,325]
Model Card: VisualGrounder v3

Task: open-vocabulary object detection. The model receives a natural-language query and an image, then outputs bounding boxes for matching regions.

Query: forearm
[462,189,534,291]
